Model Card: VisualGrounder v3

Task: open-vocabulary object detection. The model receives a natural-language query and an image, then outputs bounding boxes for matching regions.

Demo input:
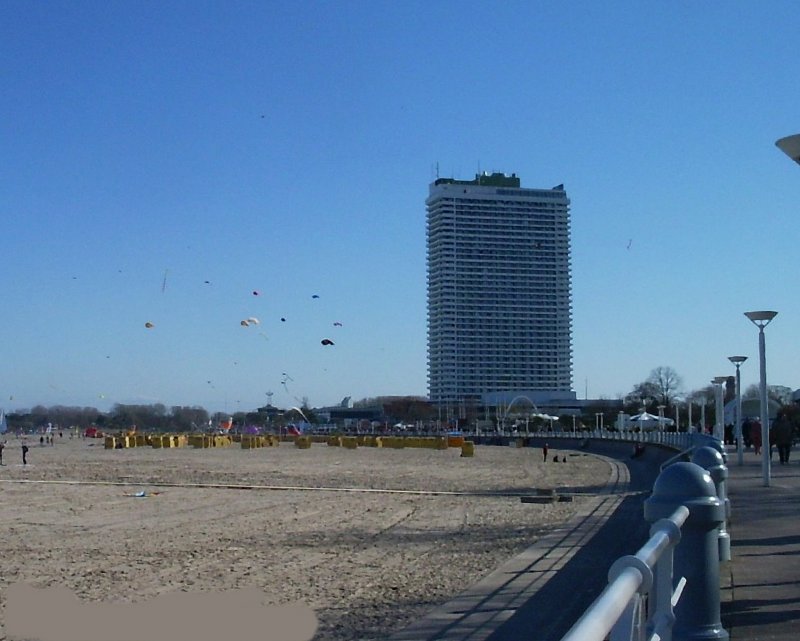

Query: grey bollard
[644,462,728,641]
[692,446,731,563]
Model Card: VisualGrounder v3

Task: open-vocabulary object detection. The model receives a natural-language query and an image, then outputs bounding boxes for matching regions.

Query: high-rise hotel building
[426,172,573,406]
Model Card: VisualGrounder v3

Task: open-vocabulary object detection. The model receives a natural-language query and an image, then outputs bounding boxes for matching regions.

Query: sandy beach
[0,437,612,641]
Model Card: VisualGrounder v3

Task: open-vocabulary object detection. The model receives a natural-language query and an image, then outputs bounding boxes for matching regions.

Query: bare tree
[646,366,684,406]
[743,384,793,404]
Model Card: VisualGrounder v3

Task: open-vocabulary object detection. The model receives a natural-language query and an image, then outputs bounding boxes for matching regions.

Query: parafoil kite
[145,322,155,329]
[280,317,286,322]
[241,320,250,327]
[321,338,334,346]
[311,294,320,299]
[333,321,343,327]
[247,317,260,325]
[253,290,260,296]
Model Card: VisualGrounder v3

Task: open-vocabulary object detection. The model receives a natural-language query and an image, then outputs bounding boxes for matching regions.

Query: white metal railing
[560,507,689,641]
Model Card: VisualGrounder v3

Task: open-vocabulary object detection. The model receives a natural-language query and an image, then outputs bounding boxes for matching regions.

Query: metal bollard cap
[644,462,725,526]
[691,446,729,481]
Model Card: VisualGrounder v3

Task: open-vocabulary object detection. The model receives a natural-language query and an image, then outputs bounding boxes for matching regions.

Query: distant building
[426,172,573,409]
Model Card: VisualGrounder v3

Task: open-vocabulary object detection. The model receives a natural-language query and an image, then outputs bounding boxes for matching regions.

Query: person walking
[742,418,753,448]
[542,442,549,462]
[751,419,762,456]
[772,411,794,465]
[21,443,29,465]
[0,440,5,465]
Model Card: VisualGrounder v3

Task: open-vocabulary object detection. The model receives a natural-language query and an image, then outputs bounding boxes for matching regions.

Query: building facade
[426,172,573,407]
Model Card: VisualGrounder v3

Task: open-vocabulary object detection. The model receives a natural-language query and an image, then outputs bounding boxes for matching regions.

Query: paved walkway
[721,449,800,640]
[388,439,669,641]
[387,442,800,641]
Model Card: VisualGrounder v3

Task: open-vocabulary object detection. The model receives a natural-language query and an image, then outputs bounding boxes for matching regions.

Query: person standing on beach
[0,440,5,465]
[22,443,29,465]
[542,443,549,462]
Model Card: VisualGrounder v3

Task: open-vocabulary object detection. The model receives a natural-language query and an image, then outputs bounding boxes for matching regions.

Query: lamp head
[728,355,748,365]
[776,134,800,165]
[744,310,778,327]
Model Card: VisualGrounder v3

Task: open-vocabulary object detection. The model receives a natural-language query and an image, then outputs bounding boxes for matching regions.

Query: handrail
[560,507,688,641]
[660,447,694,472]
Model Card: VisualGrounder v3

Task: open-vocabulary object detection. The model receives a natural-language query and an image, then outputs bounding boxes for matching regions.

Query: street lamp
[744,310,778,487]
[711,377,728,442]
[776,134,800,165]
[728,356,748,466]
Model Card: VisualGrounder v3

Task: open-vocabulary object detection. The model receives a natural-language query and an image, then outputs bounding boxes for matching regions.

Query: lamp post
[699,396,706,434]
[711,377,728,442]
[744,310,778,487]
[728,356,748,466]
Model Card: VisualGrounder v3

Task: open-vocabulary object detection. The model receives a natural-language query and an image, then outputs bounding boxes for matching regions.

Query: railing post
[644,462,728,641]
[643,515,683,641]
[691,446,731,563]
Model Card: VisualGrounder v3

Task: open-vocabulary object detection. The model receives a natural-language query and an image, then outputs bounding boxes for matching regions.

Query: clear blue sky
[2,1,798,414]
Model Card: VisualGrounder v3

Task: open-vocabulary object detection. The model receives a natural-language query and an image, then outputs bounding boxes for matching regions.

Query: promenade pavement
[721,447,800,641]
[388,439,671,641]
[388,440,800,641]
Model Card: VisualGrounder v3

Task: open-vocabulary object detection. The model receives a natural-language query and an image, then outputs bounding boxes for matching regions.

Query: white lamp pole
[728,356,748,466]
[700,397,706,434]
[745,310,778,487]
[712,377,728,442]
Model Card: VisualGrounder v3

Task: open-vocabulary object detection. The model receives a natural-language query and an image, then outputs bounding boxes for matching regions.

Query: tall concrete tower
[426,172,573,407]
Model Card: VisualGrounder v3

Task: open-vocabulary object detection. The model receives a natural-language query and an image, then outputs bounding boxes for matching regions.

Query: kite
[280,317,286,322]
[247,317,260,325]
[321,338,334,346]
[252,290,260,296]
[311,294,320,299]
[333,321,343,327]
[145,322,155,329]
[241,320,250,327]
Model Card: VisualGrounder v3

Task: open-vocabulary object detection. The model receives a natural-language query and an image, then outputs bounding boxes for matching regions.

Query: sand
[0,437,612,641]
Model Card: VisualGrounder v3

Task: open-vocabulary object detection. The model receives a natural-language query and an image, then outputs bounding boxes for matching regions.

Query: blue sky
[2,1,799,414]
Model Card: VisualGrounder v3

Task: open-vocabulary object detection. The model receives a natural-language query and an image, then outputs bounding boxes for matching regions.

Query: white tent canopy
[625,411,675,430]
